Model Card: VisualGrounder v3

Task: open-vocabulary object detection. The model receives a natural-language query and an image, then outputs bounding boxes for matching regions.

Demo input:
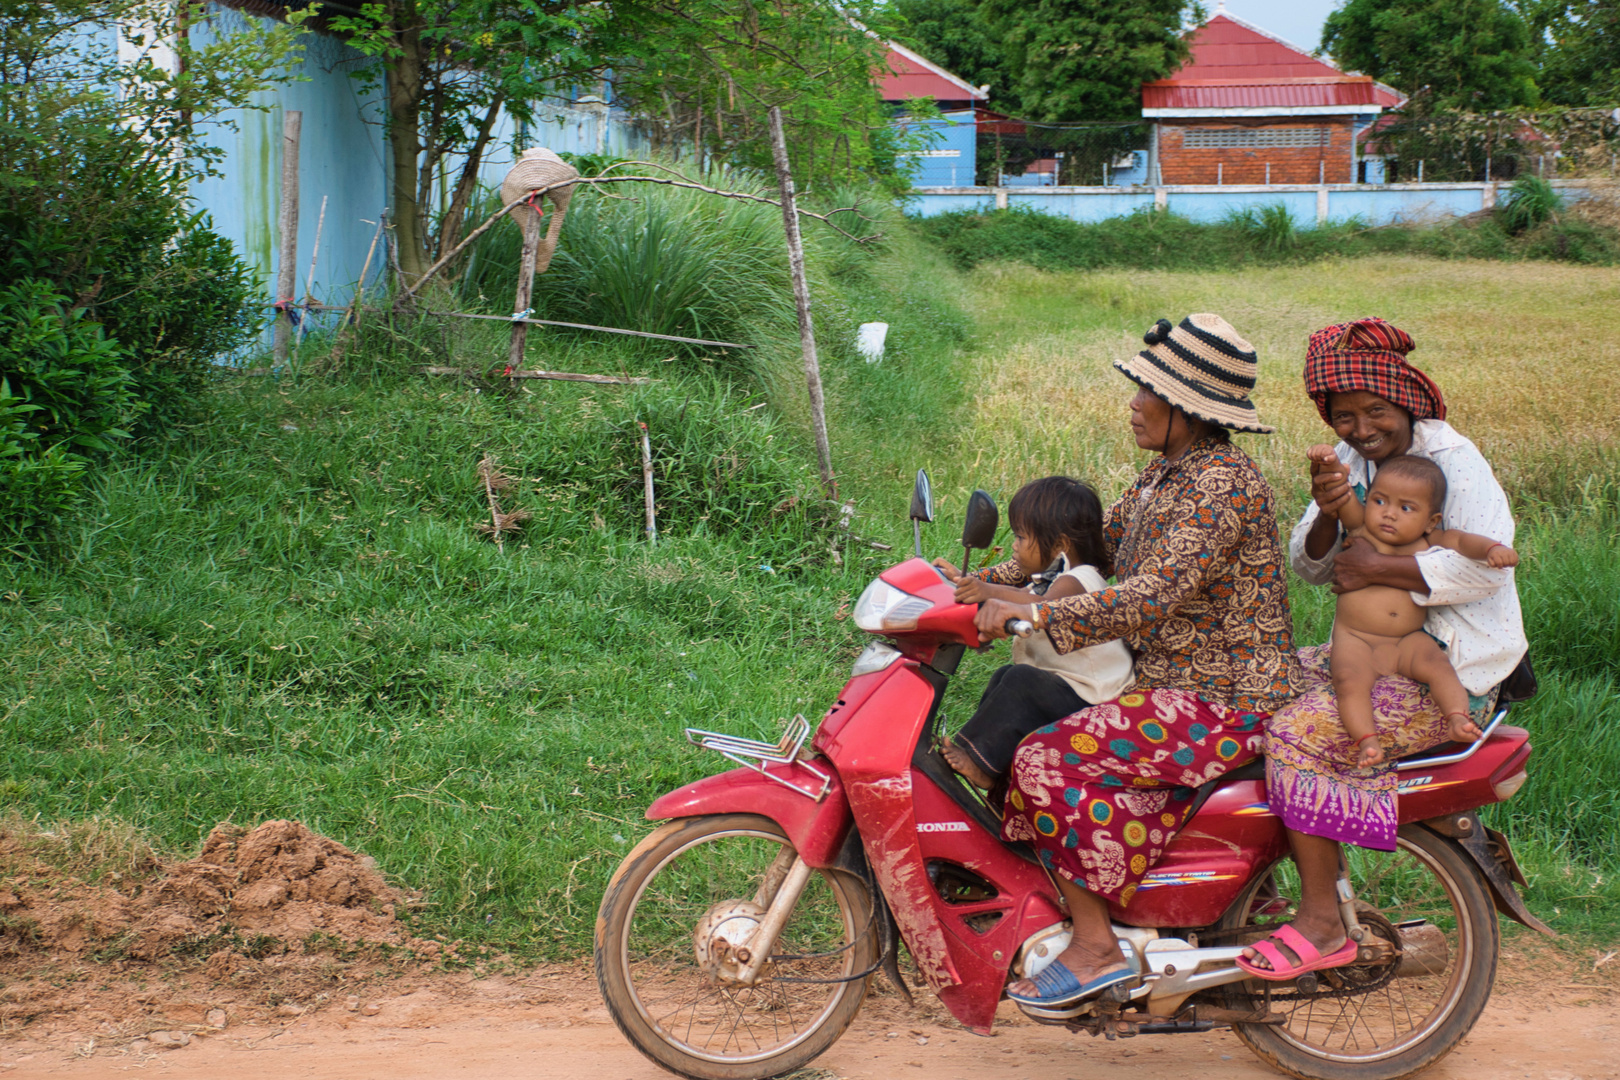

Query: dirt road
[7,962,1617,1080]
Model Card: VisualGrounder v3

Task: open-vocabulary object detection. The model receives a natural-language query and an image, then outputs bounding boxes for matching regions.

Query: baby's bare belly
[1336,584,1428,639]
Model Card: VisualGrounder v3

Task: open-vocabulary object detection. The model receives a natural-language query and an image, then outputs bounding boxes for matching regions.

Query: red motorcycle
[596,476,1547,1080]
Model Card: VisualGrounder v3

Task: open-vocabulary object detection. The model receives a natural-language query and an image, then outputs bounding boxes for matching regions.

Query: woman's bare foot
[942,741,995,790]
[1239,909,1347,974]
[1007,937,1129,999]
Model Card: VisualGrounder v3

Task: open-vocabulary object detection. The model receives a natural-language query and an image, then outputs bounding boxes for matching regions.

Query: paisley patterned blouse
[977,437,1301,714]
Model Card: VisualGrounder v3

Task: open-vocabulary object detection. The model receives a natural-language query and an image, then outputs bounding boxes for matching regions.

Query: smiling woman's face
[1327,390,1414,463]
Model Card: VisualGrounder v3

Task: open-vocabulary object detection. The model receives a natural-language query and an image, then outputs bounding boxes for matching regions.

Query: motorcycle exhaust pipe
[1395,920,1450,978]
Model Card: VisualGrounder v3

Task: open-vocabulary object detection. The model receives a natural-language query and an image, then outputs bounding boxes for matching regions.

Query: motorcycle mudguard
[645,763,852,869]
[1415,816,1554,936]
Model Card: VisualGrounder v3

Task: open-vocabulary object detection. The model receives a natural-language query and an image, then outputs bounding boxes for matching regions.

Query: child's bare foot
[1445,711,1483,743]
[1352,733,1384,767]
[943,741,995,790]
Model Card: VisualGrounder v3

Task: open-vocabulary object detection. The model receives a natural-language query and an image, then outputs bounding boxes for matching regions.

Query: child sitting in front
[1307,450,1519,766]
[932,476,1133,790]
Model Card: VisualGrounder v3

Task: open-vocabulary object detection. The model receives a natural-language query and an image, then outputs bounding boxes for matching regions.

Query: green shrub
[1224,203,1300,253]
[1496,175,1564,235]
[0,281,136,536]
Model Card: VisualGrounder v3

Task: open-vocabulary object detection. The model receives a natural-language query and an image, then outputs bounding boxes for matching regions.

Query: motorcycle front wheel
[595,814,877,1080]
[1220,824,1499,1080]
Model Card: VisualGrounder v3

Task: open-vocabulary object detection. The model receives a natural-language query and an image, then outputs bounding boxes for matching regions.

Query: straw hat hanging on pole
[500,147,579,370]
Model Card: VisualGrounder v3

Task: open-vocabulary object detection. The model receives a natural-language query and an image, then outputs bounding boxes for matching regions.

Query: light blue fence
[907,180,1599,226]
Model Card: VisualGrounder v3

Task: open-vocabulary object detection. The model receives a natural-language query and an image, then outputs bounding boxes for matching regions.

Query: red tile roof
[1146,14,1404,111]
[878,43,988,103]
[1144,77,1380,110]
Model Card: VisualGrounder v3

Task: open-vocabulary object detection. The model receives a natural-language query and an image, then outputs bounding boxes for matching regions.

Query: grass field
[2,249,1617,958]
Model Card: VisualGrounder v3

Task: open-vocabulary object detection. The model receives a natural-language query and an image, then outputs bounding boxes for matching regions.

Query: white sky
[1214,0,1346,59]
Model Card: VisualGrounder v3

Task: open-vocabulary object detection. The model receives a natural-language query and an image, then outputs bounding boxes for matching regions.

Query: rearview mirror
[962,489,997,550]
[909,469,934,524]
[960,489,998,576]
[909,469,933,557]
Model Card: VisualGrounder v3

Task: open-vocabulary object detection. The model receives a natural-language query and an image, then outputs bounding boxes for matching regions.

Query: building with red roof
[1142,6,1405,185]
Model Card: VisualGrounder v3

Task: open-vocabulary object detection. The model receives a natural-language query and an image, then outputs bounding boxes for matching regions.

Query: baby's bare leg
[1330,625,1384,766]
[1397,634,1480,742]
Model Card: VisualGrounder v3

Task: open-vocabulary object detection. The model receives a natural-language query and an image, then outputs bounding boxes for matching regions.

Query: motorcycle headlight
[851,640,903,676]
[853,577,933,633]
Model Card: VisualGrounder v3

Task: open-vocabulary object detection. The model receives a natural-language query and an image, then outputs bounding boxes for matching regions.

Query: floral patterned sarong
[1001,688,1268,906]
[1263,645,1497,851]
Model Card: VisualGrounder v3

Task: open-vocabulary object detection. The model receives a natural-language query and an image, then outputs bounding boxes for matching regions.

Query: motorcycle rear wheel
[595,814,876,1080]
[1220,825,1498,1080]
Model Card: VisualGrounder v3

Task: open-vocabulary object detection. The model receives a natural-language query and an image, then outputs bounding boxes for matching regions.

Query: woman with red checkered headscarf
[1239,319,1527,982]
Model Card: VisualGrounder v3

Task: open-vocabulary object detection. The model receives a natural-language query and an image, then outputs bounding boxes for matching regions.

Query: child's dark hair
[1008,476,1109,575]
[1376,455,1447,511]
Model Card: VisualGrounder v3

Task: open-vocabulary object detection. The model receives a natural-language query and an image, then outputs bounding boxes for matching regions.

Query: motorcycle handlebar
[1004,618,1034,638]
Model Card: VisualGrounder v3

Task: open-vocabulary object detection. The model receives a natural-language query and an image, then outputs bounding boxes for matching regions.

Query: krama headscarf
[1303,318,1446,425]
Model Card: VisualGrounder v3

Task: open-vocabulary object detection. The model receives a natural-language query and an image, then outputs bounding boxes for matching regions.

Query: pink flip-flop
[1235,924,1359,982]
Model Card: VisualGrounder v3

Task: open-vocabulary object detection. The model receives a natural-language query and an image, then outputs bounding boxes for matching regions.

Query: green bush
[1496,175,1564,235]
[0,281,137,537]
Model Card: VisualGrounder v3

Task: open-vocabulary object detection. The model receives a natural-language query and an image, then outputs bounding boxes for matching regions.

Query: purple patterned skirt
[1263,644,1495,851]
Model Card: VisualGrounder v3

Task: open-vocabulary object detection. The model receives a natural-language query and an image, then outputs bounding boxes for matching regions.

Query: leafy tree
[326,1,643,284]
[890,0,1009,99]
[978,0,1197,122]
[607,0,912,191]
[1528,0,1620,106]
[1321,0,1540,110]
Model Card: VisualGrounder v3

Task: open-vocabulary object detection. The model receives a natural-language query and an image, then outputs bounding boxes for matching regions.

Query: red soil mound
[0,820,422,964]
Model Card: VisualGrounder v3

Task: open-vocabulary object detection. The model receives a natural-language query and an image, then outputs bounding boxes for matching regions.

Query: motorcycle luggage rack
[1394,705,1507,771]
[686,714,832,802]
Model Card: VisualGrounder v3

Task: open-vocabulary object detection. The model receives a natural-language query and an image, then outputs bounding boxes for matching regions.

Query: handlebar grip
[1004,618,1034,638]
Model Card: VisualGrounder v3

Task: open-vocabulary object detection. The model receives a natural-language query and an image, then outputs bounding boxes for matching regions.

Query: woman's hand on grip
[975,598,1035,642]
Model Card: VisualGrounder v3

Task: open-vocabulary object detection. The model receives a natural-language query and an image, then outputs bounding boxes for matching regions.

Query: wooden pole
[767,106,836,502]
[508,212,541,371]
[639,421,657,546]
[273,110,302,367]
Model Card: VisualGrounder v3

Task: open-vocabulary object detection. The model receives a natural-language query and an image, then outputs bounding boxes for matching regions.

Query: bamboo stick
[508,212,541,371]
[418,366,652,385]
[767,106,836,502]
[640,421,657,546]
[293,193,328,357]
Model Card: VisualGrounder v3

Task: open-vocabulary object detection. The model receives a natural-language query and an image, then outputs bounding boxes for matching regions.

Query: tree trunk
[386,2,427,284]
[435,93,505,266]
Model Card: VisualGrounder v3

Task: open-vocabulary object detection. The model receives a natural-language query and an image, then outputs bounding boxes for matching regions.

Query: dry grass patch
[956,257,1620,508]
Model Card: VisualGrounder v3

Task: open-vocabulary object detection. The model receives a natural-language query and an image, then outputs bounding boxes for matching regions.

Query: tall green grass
[915,202,1620,273]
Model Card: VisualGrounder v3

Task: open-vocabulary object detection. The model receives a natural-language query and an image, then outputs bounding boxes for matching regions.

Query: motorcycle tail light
[851,640,903,676]
[852,577,933,633]
[1492,768,1528,801]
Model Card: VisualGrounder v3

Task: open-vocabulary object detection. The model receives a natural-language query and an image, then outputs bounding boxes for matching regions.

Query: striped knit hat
[1114,314,1273,434]
[1303,318,1446,425]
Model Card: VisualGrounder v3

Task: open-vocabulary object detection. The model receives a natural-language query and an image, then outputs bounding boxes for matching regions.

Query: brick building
[1141,9,1404,185]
